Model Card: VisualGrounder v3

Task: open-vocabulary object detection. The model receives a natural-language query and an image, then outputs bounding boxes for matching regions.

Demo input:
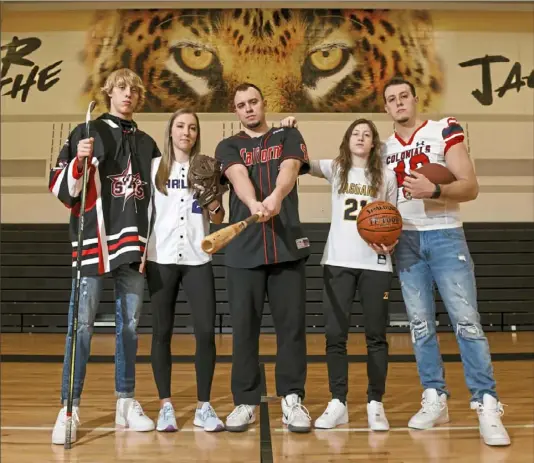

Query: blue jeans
[395,227,497,403]
[60,264,145,406]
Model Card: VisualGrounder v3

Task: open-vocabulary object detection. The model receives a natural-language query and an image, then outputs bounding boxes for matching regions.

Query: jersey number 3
[344,199,367,221]
[393,153,430,197]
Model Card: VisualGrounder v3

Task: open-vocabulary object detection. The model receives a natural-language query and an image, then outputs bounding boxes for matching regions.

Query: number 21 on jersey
[393,153,430,197]
[344,198,367,221]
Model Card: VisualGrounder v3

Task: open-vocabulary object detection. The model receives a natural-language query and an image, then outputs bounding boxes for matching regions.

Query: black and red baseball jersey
[215,127,311,268]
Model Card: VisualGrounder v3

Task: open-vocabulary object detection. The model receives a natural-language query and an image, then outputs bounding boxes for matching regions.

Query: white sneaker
[471,394,511,446]
[115,398,155,432]
[225,404,256,432]
[282,394,311,433]
[408,389,449,430]
[52,406,80,445]
[314,399,348,429]
[367,401,389,431]
[156,402,178,432]
[194,402,225,432]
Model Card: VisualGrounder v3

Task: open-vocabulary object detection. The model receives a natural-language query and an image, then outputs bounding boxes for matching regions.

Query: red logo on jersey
[107,158,146,210]
[240,144,282,166]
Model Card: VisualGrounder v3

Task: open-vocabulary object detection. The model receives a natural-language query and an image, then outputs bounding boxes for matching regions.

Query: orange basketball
[357,201,403,247]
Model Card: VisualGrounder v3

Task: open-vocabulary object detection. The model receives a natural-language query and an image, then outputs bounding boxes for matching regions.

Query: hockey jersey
[49,113,161,276]
[383,118,465,231]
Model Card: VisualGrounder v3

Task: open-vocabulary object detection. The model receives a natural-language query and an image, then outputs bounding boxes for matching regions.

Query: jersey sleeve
[48,123,88,208]
[318,159,335,183]
[441,117,465,155]
[280,128,310,175]
[215,137,245,184]
[384,169,399,207]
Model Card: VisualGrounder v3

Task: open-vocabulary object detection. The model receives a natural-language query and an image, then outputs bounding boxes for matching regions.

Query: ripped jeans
[395,227,497,403]
[60,263,145,406]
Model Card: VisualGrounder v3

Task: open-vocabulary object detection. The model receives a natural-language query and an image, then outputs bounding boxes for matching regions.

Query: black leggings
[146,261,216,402]
[323,265,392,403]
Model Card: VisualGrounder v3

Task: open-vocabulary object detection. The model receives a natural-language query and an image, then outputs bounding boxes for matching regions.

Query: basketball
[414,163,456,184]
[357,201,403,246]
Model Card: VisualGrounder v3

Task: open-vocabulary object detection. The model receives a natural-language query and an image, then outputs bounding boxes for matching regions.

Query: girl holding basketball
[307,118,398,431]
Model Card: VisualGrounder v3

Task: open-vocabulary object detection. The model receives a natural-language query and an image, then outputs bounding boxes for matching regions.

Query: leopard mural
[80,8,444,113]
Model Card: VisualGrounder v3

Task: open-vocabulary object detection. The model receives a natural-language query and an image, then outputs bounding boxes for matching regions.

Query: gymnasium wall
[1,3,533,225]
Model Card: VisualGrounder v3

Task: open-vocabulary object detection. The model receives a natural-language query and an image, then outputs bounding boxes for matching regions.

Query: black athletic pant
[323,264,392,403]
[146,261,216,402]
[227,258,307,405]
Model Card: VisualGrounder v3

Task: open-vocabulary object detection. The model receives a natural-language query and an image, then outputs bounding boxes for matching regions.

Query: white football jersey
[319,160,398,272]
[146,157,211,265]
[384,118,465,231]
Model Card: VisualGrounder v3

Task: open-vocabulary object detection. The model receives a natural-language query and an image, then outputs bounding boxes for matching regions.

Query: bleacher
[1,222,533,334]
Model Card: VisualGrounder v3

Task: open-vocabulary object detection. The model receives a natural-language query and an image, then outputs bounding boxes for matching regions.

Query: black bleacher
[1,223,533,334]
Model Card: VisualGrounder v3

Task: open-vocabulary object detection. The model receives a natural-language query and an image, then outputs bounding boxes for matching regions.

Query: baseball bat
[201,212,262,254]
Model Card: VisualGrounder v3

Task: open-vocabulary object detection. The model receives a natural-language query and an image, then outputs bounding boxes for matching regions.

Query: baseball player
[49,69,158,444]
[307,118,398,431]
[382,77,509,446]
[143,109,227,433]
[215,83,312,433]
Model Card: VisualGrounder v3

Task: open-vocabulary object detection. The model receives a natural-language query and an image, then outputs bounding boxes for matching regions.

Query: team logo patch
[377,254,387,265]
[383,291,389,300]
[107,157,147,210]
[295,237,310,249]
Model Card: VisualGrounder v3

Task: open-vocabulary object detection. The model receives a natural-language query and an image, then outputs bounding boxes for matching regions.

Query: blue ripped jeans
[395,227,497,403]
[60,264,145,406]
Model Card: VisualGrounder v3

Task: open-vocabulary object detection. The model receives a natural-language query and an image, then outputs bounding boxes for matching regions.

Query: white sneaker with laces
[471,394,510,446]
[115,398,155,431]
[225,404,256,432]
[194,402,225,432]
[408,389,449,430]
[282,393,311,433]
[367,401,389,431]
[314,399,348,429]
[156,402,178,432]
[52,406,80,445]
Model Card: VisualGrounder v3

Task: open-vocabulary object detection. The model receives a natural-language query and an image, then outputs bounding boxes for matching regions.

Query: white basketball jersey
[319,160,398,272]
[384,118,465,231]
[146,157,211,265]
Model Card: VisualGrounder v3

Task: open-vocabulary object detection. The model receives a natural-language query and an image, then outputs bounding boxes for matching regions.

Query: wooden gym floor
[1,332,533,462]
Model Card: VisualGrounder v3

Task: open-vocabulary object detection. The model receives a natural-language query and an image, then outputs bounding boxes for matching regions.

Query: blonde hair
[156,109,201,195]
[100,68,146,111]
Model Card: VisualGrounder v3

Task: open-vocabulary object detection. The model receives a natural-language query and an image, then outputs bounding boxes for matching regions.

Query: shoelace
[473,402,505,420]
[419,398,442,415]
[161,404,174,421]
[200,404,217,421]
[228,404,251,420]
[323,400,342,416]
[286,401,311,421]
[132,400,145,416]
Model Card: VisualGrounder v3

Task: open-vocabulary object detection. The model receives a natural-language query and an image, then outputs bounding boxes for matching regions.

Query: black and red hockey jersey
[49,113,161,276]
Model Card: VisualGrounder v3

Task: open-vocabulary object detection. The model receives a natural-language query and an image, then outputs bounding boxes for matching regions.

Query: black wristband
[431,184,442,199]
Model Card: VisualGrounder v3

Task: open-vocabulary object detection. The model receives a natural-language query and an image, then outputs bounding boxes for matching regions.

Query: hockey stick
[64,100,96,449]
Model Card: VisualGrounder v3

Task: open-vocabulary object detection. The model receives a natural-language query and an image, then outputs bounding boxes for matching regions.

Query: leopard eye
[308,47,343,72]
[179,47,213,71]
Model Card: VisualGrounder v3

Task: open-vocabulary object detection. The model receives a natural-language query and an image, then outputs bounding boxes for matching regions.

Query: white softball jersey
[146,157,211,266]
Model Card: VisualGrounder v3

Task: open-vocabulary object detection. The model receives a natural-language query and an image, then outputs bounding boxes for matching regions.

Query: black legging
[145,261,217,401]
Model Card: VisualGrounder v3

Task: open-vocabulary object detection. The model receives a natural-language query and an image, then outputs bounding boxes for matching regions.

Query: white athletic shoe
[367,401,390,431]
[471,394,511,446]
[156,402,178,432]
[52,406,80,445]
[225,404,256,432]
[314,399,349,429]
[408,389,449,430]
[282,394,311,433]
[194,402,225,432]
[115,398,155,431]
